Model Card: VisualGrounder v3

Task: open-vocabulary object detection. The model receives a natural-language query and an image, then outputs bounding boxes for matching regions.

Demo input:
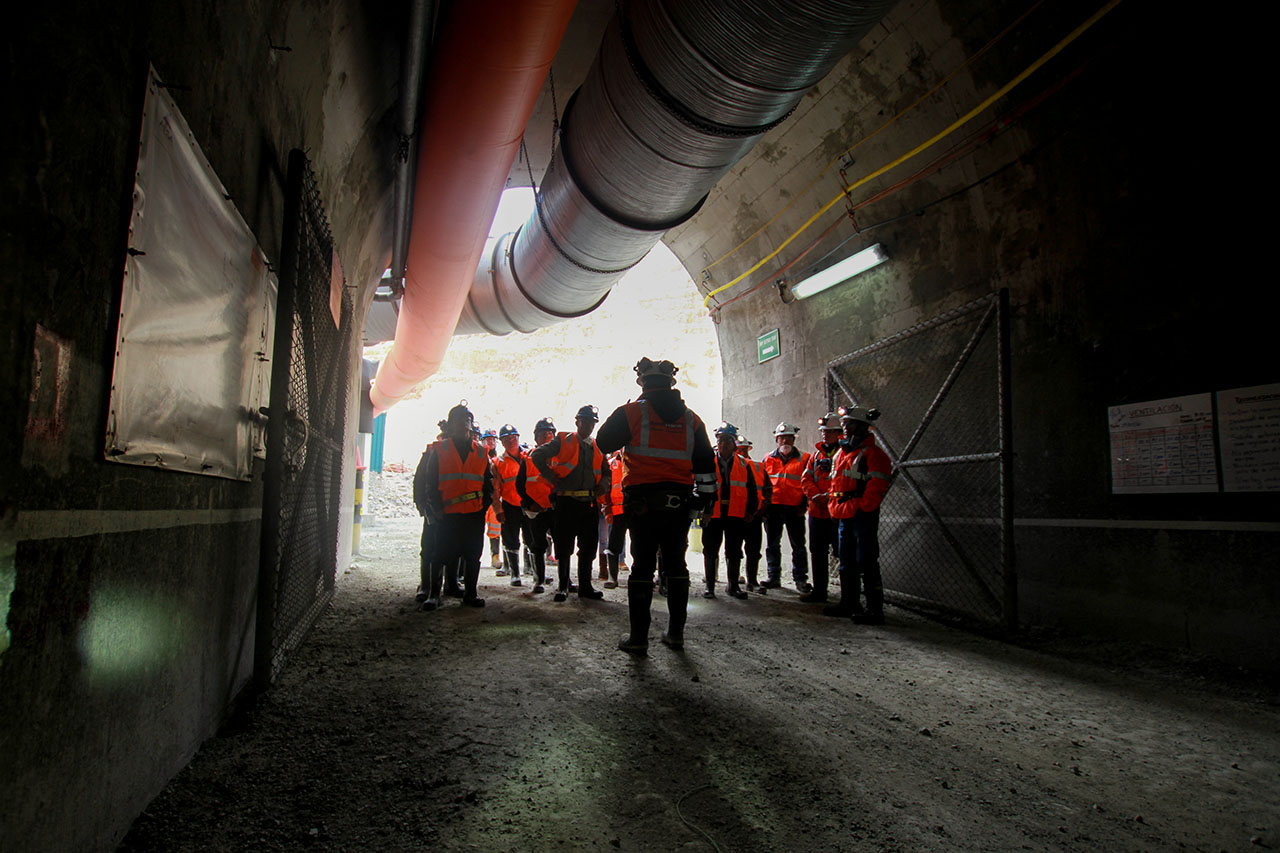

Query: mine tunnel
[3,0,1278,850]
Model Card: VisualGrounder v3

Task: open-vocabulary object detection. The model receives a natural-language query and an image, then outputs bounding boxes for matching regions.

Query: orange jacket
[764,448,810,507]
[494,451,524,505]
[605,453,625,516]
[437,438,488,514]
[711,452,750,519]
[485,505,501,537]
[519,455,554,510]
[802,442,841,519]
[619,400,705,487]
[828,435,892,519]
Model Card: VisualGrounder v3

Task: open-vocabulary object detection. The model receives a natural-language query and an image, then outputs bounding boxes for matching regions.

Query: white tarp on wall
[106,67,275,480]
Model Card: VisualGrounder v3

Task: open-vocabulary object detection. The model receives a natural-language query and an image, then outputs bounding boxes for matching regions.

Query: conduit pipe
[369,0,577,412]
[456,0,900,337]
[388,0,436,295]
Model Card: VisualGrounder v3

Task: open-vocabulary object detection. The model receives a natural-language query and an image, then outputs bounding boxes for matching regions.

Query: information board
[1216,383,1280,492]
[1108,393,1217,494]
[758,329,780,363]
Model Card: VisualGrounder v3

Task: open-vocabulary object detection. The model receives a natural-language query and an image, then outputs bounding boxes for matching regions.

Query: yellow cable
[699,0,1044,279]
[704,0,1124,307]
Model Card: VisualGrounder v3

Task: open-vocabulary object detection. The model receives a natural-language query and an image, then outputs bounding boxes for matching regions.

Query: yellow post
[352,466,364,556]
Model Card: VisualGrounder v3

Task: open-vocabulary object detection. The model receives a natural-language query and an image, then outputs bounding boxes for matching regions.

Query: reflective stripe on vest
[549,432,604,485]
[621,400,700,486]
[712,454,749,518]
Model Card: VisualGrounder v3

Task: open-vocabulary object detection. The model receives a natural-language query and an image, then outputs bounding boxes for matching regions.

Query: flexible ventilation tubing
[456,0,899,336]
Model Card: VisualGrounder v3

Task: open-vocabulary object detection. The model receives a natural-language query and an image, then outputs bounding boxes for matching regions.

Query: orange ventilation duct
[370,0,577,413]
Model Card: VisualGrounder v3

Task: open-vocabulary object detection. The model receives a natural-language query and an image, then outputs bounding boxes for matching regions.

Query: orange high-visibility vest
[494,451,524,505]
[548,432,605,492]
[522,456,553,510]
[620,400,704,487]
[485,505,501,537]
[438,438,488,514]
[765,450,810,506]
[711,453,750,519]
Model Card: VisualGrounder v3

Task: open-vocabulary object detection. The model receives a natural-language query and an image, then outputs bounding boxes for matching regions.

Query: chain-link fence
[256,150,352,687]
[826,291,1014,627]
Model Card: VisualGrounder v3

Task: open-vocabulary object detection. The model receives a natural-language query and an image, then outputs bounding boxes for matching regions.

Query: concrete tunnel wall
[1,2,396,850]
[665,0,1278,665]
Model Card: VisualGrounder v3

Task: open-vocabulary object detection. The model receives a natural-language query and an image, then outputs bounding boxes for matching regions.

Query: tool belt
[623,490,688,516]
[830,491,855,500]
[558,490,594,498]
[442,490,482,507]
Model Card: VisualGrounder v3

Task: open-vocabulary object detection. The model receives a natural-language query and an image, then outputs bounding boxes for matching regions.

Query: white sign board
[1216,383,1280,493]
[1108,393,1217,494]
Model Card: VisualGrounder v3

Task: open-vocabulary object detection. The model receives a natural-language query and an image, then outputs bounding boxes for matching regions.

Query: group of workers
[411,356,892,653]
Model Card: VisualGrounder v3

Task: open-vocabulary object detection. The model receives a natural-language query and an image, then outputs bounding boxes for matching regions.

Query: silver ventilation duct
[456,0,899,336]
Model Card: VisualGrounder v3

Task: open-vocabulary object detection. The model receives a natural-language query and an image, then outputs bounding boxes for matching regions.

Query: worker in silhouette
[600,450,627,589]
[597,358,716,653]
[516,417,558,595]
[412,419,448,606]
[701,422,756,600]
[417,402,497,609]
[532,405,610,602]
[824,406,892,624]
[801,413,844,604]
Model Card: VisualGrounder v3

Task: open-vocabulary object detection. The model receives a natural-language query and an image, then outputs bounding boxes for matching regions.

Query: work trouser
[838,509,882,614]
[701,515,746,591]
[524,506,553,554]
[765,504,808,583]
[622,490,693,641]
[551,496,600,591]
[808,515,839,595]
[436,510,486,599]
[419,517,437,591]
[606,512,628,558]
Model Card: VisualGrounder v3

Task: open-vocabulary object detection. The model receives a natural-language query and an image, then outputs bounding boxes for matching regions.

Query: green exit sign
[757,328,780,363]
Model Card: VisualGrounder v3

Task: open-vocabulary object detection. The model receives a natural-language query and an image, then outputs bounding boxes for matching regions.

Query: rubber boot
[662,578,689,649]
[745,556,759,592]
[462,558,485,607]
[854,582,884,624]
[444,557,464,597]
[604,553,619,589]
[823,569,861,617]
[416,554,431,603]
[578,555,603,600]
[727,558,748,599]
[800,553,829,603]
[618,581,653,653]
[423,560,444,610]
[505,550,523,586]
[532,552,547,594]
[703,554,718,598]
[554,550,572,601]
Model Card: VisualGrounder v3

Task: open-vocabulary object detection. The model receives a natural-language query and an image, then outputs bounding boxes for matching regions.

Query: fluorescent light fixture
[791,243,888,300]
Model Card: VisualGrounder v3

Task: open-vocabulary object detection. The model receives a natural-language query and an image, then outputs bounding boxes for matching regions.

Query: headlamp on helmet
[634,357,678,387]
[838,405,880,425]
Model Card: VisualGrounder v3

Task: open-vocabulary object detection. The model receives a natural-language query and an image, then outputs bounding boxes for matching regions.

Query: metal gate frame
[825,288,1015,628]
[254,150,352,689]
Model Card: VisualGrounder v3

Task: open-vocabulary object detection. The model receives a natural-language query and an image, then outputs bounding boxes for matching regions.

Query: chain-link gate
[255,150,353,688]
[826,289,1015,627]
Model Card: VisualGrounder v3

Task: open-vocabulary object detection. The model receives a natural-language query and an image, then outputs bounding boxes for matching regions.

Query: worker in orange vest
[480,428,502,570]
[601,450,627,588]
[416,403,498,610]
[734,435,771,592]
[701,422,758,600]
[825,405,892,624]
[801,413,844,604]
[762,421,812,594]
[532,405,610,602]
[493,424,531,588]
[597,357,716,653]
[516,417,558,594]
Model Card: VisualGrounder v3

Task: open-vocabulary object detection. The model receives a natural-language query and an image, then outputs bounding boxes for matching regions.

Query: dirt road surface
[122,517,1279,852]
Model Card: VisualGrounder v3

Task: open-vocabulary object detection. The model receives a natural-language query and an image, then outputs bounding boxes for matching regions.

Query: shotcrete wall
[1,3,396,850]
[666,0,1278,666]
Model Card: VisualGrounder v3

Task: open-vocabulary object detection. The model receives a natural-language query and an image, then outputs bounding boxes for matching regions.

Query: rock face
[363,467,420,521]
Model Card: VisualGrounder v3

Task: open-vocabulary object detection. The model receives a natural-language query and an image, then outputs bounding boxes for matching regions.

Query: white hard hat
[838,405,880,425]
[773,421,799,436]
